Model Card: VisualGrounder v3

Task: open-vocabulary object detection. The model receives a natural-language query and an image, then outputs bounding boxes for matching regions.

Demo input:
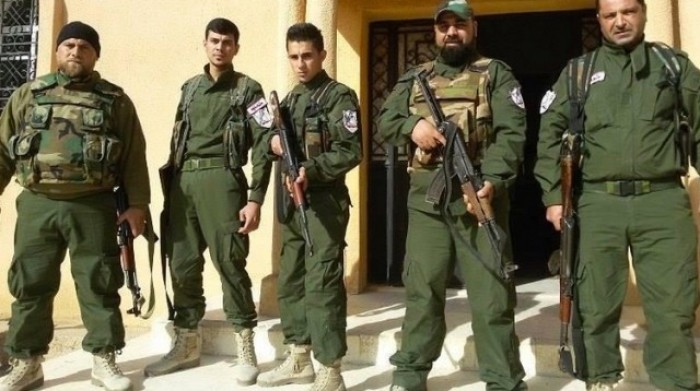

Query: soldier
[0,21,148,391]
[535,0,700,390]
[378,1,528,390]
[143,18,272,386]
[256,23,362,391]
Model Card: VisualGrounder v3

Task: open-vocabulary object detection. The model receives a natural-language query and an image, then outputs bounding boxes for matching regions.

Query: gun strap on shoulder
[223,74,250,170]
[312,79,338,107]
[651,42,695,171]
[567,50,598,140]
[181,76,203,133]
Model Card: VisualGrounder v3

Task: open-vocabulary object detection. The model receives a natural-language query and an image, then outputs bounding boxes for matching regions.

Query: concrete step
[26,278,700,390]
[147,278,698,386]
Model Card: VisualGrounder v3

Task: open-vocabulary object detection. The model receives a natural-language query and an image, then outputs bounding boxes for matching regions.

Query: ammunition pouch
[223,119,249,169]
[303,115,328,159]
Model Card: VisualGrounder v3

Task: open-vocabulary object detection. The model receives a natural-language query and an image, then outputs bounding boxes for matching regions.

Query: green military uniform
[167,64,272,331]
[271,70,362,366]
[378,55,527,391]
[535,40,700,390]
[0,71,150,357]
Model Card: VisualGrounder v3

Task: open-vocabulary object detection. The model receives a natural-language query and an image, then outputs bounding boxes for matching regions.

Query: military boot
[310,360,345,391]
[0,357,44,391]
[257,344,315,387]
[91,351,132,391]
[143,327,200,377]
[587,382,618,391]
[233,328,259,386]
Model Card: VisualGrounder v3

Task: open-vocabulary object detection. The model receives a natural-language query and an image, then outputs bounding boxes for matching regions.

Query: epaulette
[469,57,494,73]
[94,79,124,97]
[30,74,59,93]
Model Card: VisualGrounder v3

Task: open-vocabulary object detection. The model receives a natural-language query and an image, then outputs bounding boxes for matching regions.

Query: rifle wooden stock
[115,186,144,317]
[269,90,314,255]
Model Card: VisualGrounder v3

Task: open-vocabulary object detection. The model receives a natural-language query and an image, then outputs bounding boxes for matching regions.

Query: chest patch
[590,71,605,85]
[342,110,358,133]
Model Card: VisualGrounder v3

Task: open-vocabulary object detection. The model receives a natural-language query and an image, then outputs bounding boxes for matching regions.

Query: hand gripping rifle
[269,91,314,256]
[114,185,145,317]
[415,69,511,281]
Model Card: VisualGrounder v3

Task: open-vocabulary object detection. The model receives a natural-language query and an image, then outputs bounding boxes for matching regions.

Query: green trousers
[390,196,526,391]
[168,167,256,331]
[277,185,350,366]
[577,187,699,390]
[6,191,125,358]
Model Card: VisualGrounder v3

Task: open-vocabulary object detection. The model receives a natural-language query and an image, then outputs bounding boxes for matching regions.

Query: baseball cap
[434,0,473,21]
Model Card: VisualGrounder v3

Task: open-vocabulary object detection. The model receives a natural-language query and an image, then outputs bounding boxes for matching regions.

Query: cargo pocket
[304,116,326,158]
[219,220,250,264]
[9,130,42,187]
[223,120,249,169]
[91,254,125,295]
[83,133,122,186]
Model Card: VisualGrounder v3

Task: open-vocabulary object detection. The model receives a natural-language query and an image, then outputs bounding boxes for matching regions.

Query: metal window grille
[0,0,39,113]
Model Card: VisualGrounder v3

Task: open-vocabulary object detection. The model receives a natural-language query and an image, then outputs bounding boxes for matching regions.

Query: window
[0,0,39,113]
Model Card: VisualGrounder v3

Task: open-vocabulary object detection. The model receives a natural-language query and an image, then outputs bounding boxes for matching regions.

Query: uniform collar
[203,63,236,85]
[56,70,100,87]
[295,70,330,93]
[601,37,648,75]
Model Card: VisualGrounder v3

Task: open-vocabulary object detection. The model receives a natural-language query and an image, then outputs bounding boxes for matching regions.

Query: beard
[439,43,477,66]
[59,61,91,80]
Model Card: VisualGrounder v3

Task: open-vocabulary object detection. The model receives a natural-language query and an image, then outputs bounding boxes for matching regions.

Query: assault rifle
[269,91,314,255]
[414,69,510,281]
[556,128,585,378]
[114,185,145,317]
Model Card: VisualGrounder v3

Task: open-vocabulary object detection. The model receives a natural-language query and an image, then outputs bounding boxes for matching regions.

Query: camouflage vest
[9,74,123,194]
[408,58,493,167]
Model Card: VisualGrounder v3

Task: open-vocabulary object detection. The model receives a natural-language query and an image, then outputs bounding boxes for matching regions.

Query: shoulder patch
[539,90,556,114]
[342,110,359,133]
[247,97,272,128]
[510,86,525,110]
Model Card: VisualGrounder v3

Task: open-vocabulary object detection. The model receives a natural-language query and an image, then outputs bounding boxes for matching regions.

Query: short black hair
[205,18,240,44]
[596,0,645,11]
[286,23,324,52]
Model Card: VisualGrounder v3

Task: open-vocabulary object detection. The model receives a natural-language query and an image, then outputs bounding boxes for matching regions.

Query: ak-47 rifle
[557,128,581,376]
[414,69,511,281]
[114,185,145,317]
[269,91,314,255]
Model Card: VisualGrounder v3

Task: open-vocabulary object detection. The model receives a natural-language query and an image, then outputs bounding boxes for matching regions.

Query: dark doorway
[367,10,601,285]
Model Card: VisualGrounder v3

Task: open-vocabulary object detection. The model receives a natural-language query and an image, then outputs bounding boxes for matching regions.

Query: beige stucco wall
[1,0,699,326]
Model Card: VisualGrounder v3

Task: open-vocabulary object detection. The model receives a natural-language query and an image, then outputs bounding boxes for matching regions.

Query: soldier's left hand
[465,181,494,215]
[238,201,261,234]
[118,207,147,237]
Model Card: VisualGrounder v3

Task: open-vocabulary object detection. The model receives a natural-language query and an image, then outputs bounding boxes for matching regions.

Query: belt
[181,157,227,171]
[583,178,680,196]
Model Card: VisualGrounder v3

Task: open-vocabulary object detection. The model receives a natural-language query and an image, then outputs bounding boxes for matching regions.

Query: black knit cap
[56,21,101,57]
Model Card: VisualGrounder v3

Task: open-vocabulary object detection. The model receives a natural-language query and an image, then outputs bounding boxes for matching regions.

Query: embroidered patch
[540,90,556,114]
[510,87,525,110]
[590,71,605,85]
[342,110,358,133]
[247,98,272,128]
